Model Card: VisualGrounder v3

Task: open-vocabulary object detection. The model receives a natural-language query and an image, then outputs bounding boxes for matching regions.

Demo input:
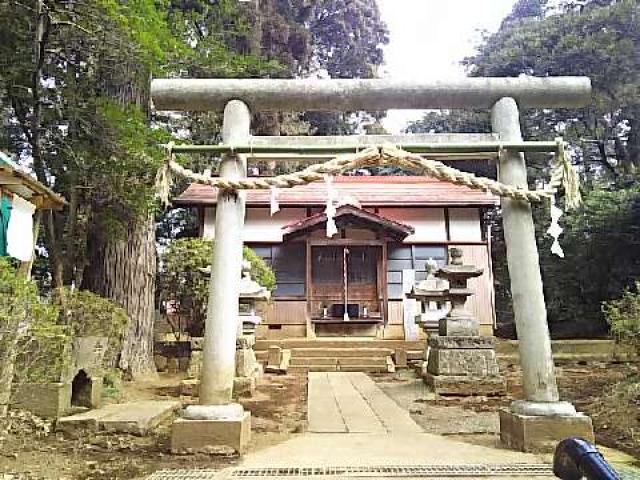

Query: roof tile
[173,176,499,207]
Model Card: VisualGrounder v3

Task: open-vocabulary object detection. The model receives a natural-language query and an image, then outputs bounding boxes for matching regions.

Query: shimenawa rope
[156,143,581,208]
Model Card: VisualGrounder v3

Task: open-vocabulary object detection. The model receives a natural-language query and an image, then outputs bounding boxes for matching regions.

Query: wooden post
[305,240,314,339]
[199,100,251,405]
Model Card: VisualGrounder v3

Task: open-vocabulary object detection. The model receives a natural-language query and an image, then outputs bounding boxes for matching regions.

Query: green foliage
[539,180,640,335]
[0,259,131,387]
[437,0,640,337]
[0,259,68,385]
[406,110,491,135]
[88,101,169,236]
[157,238,275,335]
[243,246,276,292]
[466,0,640,175]
[158,237,212,335]
[603,282,640,347]
[99,0,188,71]
[54,287,129,356]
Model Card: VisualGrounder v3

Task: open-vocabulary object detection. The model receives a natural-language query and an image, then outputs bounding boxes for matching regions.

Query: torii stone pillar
[171,100,252,454]
[199,100,251,405]
[492,97,593,451]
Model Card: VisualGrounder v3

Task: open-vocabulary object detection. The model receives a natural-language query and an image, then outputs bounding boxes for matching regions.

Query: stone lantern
[238,260,271,336]
[407,257,450,335]
[407,258,449,370]
[436,248,482,336]
[423,248,506,396]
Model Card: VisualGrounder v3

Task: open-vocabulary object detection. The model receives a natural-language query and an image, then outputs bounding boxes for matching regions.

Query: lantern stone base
[424,373,506,396]
[423,336,506,396]
[171,411,251,454]
[499,409,594,453]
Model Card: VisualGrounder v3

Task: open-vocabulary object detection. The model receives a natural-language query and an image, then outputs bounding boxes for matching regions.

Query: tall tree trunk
[84,214,157,379]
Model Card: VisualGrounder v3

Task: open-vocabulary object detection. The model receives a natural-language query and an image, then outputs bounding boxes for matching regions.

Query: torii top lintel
[150,77,592,112]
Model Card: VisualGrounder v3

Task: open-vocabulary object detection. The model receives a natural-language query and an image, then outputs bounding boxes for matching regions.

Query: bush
[243,246,276,292]
[53,287,130,364]
[602,281,640,347]
[157,238,275,336]
[0,259,64,413]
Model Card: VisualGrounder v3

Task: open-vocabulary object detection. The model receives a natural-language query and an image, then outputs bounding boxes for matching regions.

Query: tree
[157,239,275,337]
[466,0,640,177]
[461,0,640,334]
[0,0,390,378]
[0,0,179,377]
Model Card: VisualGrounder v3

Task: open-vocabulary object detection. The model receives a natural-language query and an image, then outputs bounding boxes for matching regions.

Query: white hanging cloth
[269,186,280,215]
[324,175,337,238]
[547,195,565,258]
[6,196,36,262]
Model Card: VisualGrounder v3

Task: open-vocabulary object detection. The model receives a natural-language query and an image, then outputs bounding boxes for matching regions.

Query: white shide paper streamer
[269,185,280,216]
[324,175,338,238]
[547,194,565,258]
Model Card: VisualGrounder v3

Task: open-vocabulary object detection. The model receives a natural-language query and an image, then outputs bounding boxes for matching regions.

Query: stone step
[290,357,338,367]
[407,350,424,361]
[288,356,392,367]
[289,357,394,374]
[289,347,395,358]
[258,349,394,362]
[289,365,339,373]
[56,400,181,435]
[255,339,424,351]
[337,357,391,366]
[339,364,394,373]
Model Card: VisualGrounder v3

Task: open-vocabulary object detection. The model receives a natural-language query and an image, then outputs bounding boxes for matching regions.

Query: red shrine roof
[173,176,499,207]
[282,204,415,241]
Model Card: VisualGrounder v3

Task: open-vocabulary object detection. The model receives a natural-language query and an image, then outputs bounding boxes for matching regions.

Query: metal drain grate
[147,464,555,479]
[228,464,554,477]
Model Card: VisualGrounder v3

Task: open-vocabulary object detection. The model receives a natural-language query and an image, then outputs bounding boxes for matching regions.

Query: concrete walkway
[234,373,552,478]
[308,372,422,434]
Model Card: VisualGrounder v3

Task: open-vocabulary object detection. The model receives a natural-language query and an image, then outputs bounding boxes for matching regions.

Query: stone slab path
[308,372,422,434]
[57,400,181,435]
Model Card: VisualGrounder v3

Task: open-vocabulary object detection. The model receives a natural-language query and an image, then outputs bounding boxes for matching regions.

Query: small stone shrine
[12,336,108,418]
[421,248,506,396]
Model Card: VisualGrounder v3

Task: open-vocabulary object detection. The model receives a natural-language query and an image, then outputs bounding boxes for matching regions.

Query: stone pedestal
[184,336,260,398]
[423,336,506,396]
[180,377,257,398]
[265,345,291,374]
[171,411,251,454]
[12,382,72,418]
[234,335,261,396]
[499,409,594,453]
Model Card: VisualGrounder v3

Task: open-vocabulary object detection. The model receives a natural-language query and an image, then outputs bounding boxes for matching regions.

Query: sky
[377,0,517,133]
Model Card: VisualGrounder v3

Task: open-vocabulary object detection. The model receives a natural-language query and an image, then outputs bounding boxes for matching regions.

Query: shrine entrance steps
[254,339,424,373]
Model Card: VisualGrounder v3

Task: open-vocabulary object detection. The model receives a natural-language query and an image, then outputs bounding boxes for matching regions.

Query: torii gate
[152,77,595,453]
